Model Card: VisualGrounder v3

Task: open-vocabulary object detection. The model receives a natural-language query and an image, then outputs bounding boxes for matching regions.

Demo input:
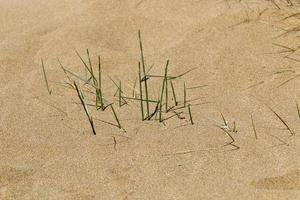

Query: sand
[1,0,300,199]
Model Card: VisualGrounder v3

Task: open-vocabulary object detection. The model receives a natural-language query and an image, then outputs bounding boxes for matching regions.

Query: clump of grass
[51,31,200,135]
[41,59,52,95]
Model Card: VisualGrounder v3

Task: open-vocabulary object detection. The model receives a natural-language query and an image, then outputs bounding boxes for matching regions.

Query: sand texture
[1,0,300,199]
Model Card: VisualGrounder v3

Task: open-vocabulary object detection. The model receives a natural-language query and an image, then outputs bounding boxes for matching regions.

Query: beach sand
[1,0,300,199]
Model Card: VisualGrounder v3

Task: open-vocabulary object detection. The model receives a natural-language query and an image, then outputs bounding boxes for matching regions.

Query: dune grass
[42,31,202,135]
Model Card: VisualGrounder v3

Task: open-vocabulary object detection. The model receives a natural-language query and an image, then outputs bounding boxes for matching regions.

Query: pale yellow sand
[1,0,300,199]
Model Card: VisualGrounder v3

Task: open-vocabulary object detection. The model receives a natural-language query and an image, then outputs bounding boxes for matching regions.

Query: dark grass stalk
[170,80,178,106]
[138,30,150,119]
[57,58,73,84]
[270,0,281,9]
[220,112,228,127]
[165,65,169,112]
[138,62,145,120]
[282,13,300,20]
[87,49,96,84]
[86,103,112,111]
[268,106,294,136]
[183,82,187,107]
[57,63,97,88]
[74,82,96,135]
[147,100,160,120]
[75,50,96,84]
[188,104,194,125]
[277,74,300,88]
[97,56,104,110]
[108,76,128,106]
[154,95,160,120]
[233,121,238,133]
[171,109,186,120]
[269,134,289,146]
[251,115,258,140]
[119,80,122,107]
[146,68,196,80]
[86,49,102,110]
[219,128,240,151]
[132,78,137,97]
[122,96,157,103]
[159,60,170,122]
[41,59,52,95]
[296,101,300,119]
[273,43,297,53]
[187,85,208,90]
[94,115,121,127]
[113,136,117,150]
[110,104,122,129]
[174,68,196,79]
[161,111,184,122]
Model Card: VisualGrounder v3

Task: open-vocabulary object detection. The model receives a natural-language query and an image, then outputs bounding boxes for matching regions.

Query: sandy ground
[1,0,300,199]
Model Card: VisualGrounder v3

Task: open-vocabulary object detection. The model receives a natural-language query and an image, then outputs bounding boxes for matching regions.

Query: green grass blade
[170,80,178,106]
[97,56,104,110]
[110,104,122,129]
[297,101,300,119]
[138,30,150,118]
[159,60,169,122]
[74,82,97,135]
[138,62,144,120]
[75,50,97,84]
